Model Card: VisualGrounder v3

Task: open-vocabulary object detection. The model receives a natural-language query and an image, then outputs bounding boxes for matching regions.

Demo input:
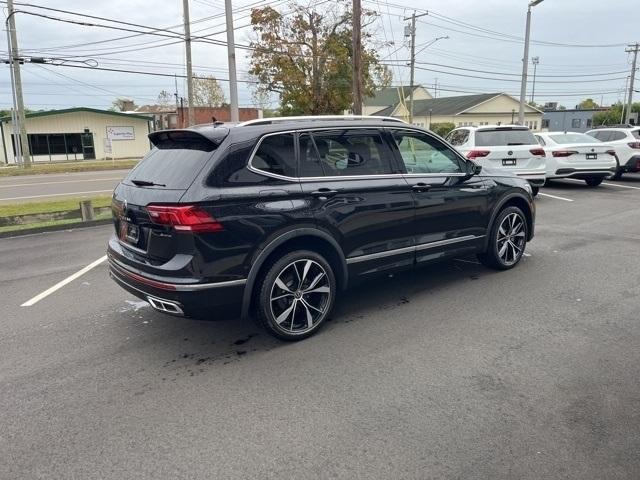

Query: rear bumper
[108,254,245,319]
[550,167,617,179]
[513,170,546,187]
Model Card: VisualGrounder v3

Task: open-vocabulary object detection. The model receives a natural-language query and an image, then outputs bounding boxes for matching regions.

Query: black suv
[108,117,535,340]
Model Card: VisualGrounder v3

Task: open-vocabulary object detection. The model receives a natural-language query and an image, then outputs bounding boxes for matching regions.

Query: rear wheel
[531,186,539,196]
[478,206,528,270]
[257,250,336,341]
[585,177,604,187]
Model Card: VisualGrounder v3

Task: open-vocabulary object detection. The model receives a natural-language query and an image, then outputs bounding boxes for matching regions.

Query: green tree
[578,98,599,109]
[248,1,391,115]
[429,122,455,137]
[592,102,640,126]
[192,75,226,107]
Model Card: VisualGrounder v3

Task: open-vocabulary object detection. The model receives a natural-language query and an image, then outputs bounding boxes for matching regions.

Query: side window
[535,135,546,146]
[447,129,469,147]
[391,130,463,174]
[610,131,626,141]
[251,133,296,177]
[302,129,394,177]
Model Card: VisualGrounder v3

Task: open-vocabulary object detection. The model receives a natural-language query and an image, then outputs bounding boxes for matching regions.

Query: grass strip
[0,195,112,217]
[0,212,112,234]
[0,159,138,177]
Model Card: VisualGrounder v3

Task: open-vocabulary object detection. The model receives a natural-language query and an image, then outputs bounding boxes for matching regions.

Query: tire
[256,250,336,341]
[611,166,623,180]
[478,206,528,271]
[531,186,539,196]
[585,177,604,187]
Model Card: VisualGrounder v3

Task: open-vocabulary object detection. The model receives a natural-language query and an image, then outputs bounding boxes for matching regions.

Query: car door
[388,128,489,264]
[298,128,415,279]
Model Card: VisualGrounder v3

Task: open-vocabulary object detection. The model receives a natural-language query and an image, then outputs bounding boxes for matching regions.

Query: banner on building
[106,126,135,141]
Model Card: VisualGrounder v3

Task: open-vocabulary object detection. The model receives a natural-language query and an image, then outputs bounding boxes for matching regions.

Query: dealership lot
[1,176,639,479]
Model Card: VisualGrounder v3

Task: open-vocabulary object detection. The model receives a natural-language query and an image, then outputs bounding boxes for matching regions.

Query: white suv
[585,126,640,179]
[446,125,546,194]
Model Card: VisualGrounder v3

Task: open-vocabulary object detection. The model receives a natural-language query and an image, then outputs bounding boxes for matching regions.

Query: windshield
[548,133,601,144]
[123,146,215,190]
[475,128,538,146]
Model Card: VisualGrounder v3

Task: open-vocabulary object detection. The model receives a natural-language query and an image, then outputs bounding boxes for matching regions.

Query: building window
[533,121,538,130]
[571,118,581,128]
[542,119,550,129]
[11,133,93,161]
[586,118,592,128]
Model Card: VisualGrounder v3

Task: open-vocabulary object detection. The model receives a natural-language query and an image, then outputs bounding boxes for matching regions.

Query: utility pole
[182,0,195,126]
[352,0,363,115]
[530,56,539,104]
[625,43,639,125]
[225,0,239,122]
[519,0,544,126]
[404,11,429,124]
[6,0,30,166]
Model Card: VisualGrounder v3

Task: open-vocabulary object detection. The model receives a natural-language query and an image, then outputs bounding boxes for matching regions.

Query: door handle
[411,183,432,192]
[311,188,338,198]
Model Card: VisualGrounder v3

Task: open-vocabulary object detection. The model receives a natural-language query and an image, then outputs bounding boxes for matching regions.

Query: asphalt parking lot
[1,175,639,479]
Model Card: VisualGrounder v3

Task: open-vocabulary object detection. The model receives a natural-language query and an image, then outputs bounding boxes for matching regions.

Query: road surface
[1,179,639,479]
[0,169,130,203]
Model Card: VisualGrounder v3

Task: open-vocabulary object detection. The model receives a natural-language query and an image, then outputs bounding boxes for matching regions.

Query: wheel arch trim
[240,228,348,319]
[484,192,534,250]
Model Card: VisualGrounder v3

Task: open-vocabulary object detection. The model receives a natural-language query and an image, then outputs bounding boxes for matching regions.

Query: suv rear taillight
[552,150,578,157]
[627,142,640,149]
[466,150,490,160]
[147,205,223,233]
[529,148,546,157]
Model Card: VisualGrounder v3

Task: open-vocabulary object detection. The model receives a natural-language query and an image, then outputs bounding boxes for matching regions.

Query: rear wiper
[131,179,166,187]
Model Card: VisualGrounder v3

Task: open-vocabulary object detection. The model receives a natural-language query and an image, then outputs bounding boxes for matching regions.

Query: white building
[0,107,153,164]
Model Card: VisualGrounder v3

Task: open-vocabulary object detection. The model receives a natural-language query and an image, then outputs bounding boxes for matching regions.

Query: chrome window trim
[247,127,471,182]
[346,235,484,264]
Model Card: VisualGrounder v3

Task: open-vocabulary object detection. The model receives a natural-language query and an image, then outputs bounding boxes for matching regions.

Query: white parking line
[0,177,122,189]
[538,192,574,202]
[21,255,107,307]
[1,190,114,201]
[602,182,640,190]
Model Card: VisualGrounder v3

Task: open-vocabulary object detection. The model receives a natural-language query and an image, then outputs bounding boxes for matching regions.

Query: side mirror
[461,161,482,180]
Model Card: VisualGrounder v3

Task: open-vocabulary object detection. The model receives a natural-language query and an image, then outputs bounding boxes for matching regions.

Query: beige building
[0,108,153,164]
[370,92,543,131]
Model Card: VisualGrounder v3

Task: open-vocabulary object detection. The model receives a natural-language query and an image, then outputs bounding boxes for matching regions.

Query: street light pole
[6,0,31,166]
[530,56,539,104]
[518,0,544,126]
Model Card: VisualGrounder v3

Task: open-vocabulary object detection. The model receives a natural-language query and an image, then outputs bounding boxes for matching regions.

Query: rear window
[124,147,214,190]
[548,133,601,144]
[475,128,537,147]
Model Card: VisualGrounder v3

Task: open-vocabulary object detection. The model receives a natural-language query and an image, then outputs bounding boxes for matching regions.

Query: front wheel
[478,206,528,270]
[611,167,623,180]
[257,250,336,341]
[585,177,604,187]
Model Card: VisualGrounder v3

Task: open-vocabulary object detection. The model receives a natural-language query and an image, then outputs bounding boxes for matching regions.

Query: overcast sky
[2,0,639,111]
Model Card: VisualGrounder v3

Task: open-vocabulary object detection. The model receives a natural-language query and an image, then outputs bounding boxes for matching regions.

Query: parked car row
[445,125,628,193]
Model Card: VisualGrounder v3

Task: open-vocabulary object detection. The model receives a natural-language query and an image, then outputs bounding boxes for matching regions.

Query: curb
[0,218,112,239]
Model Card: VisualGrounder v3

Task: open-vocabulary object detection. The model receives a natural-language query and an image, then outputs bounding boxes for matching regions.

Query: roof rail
[592,123,635,129]
[237,115,407,127]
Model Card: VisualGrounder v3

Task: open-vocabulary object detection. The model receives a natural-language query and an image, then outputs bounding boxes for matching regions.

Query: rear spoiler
[148,128,229,149]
